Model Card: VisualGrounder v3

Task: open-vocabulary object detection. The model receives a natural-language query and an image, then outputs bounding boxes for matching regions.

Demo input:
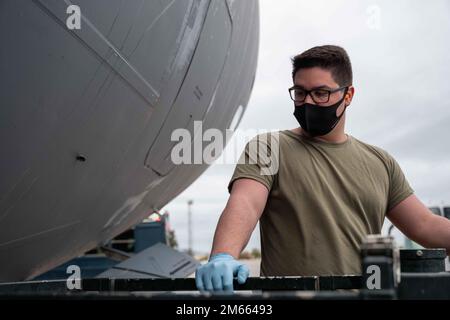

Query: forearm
[388,195,450,255]
[210,194,260,258]
[415,215,450,254]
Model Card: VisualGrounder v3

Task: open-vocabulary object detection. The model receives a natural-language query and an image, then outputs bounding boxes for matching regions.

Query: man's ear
[345,86,355,106]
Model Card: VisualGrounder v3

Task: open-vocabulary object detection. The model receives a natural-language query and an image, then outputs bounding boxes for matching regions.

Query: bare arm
[210,178,269,258]
[387,194,450,254]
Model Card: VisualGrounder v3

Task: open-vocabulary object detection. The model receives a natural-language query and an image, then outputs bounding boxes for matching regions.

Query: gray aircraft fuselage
[0,0,259,281]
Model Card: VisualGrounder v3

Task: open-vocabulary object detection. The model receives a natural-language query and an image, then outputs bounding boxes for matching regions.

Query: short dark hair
[291,45,353,86]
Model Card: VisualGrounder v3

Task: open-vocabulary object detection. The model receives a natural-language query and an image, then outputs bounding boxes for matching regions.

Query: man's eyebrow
[292,84,333,90]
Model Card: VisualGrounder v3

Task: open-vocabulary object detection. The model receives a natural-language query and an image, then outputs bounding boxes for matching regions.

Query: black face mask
[293,94,348,137]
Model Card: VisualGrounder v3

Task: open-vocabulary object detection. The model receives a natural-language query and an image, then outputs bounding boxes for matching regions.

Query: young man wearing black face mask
[195,45,450,293]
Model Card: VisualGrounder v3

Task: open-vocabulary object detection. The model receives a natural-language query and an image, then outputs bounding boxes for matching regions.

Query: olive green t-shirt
[227,130,414,276]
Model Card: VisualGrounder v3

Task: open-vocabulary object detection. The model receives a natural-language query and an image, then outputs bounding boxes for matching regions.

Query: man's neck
[295,127,348,143]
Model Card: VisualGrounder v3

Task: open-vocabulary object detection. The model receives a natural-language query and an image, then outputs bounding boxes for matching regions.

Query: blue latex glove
[195,253,249,293]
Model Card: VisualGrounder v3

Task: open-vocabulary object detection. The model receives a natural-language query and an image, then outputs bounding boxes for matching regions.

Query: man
[195,45,450,293]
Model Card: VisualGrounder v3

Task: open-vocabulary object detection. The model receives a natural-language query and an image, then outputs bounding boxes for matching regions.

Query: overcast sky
[162,0,450,255]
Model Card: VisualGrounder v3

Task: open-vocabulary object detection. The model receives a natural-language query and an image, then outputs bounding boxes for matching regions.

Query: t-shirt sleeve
[227,133,279,194]
[386,154,414,211]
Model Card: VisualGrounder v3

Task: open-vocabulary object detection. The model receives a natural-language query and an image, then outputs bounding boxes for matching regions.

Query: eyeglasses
[288,86,348,104]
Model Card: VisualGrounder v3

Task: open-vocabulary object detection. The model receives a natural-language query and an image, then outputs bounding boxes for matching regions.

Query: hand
[195,253,249,293]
